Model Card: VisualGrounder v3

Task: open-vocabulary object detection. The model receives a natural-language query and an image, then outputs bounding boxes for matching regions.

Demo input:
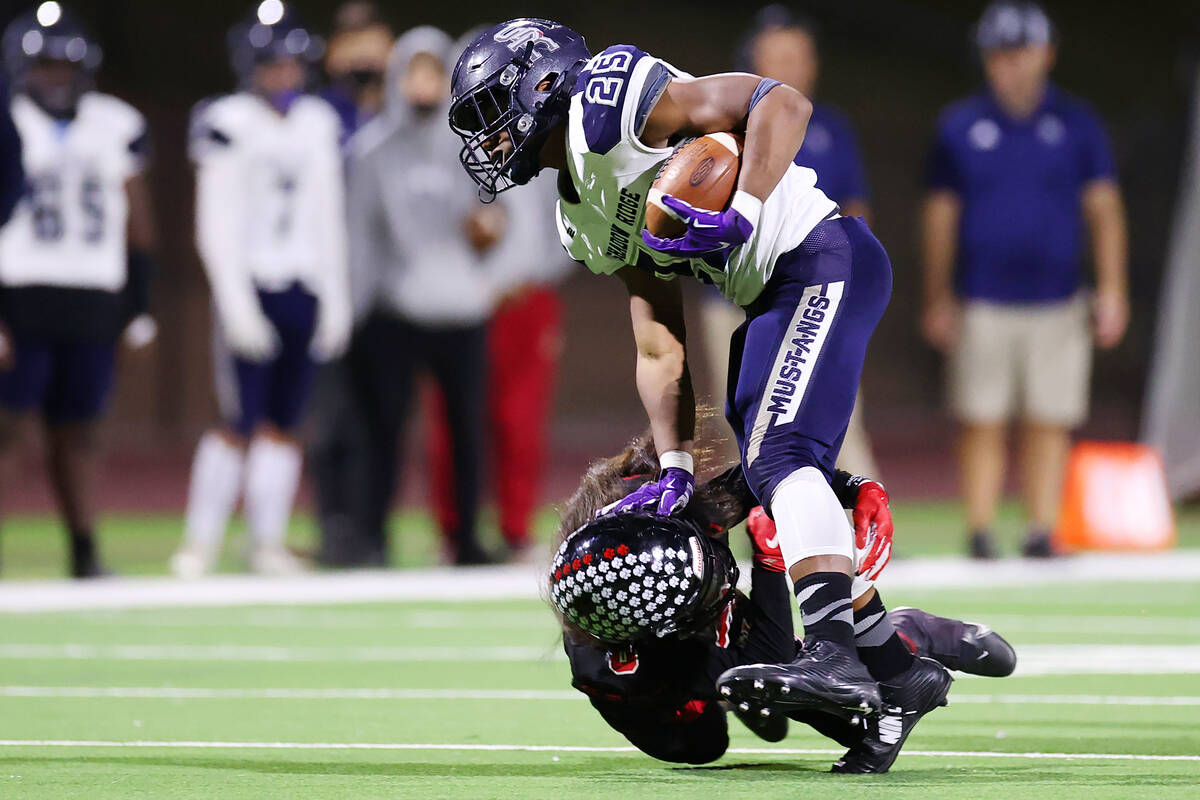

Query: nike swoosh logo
[691,222,719,229]
[764,535,779,549]
[977,650,989,660]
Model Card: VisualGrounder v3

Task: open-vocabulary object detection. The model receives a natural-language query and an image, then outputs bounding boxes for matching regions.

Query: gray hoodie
[345,26,494,327]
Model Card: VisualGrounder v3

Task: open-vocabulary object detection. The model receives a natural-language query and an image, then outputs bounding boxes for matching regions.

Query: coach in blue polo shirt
[701,4,880,476]
[921,1,1129,559]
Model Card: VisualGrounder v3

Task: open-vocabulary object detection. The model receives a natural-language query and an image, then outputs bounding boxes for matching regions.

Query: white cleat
[250,546,308,576]
[169,545,216,580]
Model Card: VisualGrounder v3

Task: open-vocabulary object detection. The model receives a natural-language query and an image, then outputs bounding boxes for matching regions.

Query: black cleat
[453,540,500,566]
[890,607,1017,678]
[968,530,999,560]
[831,656,952,774]
[69,536,111,579]
[786,707,866,748]
[729,701,789,742]
[718,639,882,723]
[1021,530,1061,559]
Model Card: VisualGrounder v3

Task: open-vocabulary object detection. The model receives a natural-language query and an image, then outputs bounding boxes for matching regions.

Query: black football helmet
[549,513,739,645]
[448,18,590,201]
[2,2,101,116]
[226,1,324,87]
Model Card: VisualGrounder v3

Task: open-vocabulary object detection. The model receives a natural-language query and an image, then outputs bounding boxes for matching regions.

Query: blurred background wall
[1,0,1192,503]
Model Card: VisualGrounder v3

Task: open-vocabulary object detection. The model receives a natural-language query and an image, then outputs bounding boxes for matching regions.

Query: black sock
[794,572,855,647]
[69,529,96,567]
[853,592,915,681]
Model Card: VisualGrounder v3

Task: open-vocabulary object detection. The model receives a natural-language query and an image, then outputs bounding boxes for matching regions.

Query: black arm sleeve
[0,78,25,228]
[831,469,872,510]
[736,565,797,665]
[693,464,759,531]
[122,249,156,324]
[591,697,729,764]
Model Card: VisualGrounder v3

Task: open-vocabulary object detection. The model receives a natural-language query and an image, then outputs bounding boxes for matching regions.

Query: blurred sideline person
[172,3,350,577]
[320,1,394,139]
[427,173,568,561]
[920,1,1128,558]
[340,27,501,566]
[0,3,157,578]
[307,1,393,555]
[701,6,879,477]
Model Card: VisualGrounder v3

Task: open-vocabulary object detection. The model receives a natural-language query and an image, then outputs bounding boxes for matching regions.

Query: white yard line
[2,686,1199,706]
[0,687,581,700]
[0,644,563,662]
[0,551,1197,612]
[0,740,1194,761]
[2,643,1199,676]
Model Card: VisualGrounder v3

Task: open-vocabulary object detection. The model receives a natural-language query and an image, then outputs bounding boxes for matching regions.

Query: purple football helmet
[448,18,590,201]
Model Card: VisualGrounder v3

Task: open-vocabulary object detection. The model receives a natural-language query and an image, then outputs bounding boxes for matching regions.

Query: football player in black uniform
[550,434,1016,770]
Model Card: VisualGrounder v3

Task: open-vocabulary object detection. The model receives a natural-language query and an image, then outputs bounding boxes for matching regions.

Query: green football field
[1,507,1198,798]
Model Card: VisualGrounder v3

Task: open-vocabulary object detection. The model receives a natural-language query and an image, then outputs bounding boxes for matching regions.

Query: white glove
[221,305,278,362]
[309,305,350,362]
[122,314,158,350]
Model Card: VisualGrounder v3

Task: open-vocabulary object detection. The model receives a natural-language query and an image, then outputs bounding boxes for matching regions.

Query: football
[644,132,744,239]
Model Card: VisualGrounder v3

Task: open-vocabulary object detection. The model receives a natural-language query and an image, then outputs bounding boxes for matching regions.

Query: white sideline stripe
[43,610,1200,637]
[39,609,555,630]
[950,694,1200,707]
[3,643,1199,676]
[0,644,562,662]
[2,550,1199,612]
[3,687,1200,707]
[0,687,581,700]
[0,740,1195,761]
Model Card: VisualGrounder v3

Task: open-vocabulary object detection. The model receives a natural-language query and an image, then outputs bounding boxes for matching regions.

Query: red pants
[427,286,562,548]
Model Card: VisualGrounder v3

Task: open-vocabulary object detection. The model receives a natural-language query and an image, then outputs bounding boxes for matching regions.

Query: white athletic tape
[0,740,1193,761]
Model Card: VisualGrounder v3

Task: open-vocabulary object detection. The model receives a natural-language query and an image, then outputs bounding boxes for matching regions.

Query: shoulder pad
[188,94,240,160]
[575,44,659,156]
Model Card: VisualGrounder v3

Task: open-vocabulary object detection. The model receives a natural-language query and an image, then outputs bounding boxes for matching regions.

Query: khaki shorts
[950,296,1092,427]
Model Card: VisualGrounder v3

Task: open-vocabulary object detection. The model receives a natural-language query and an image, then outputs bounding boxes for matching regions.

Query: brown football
[644,132,744,239]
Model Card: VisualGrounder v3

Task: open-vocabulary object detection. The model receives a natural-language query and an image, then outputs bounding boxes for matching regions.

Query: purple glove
[598,467,695,517]
[641,190,761,258]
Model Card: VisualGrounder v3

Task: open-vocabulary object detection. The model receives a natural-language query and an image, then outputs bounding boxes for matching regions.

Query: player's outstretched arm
[598,266,695,517]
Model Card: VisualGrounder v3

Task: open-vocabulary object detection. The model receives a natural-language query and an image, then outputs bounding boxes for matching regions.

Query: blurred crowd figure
[700,6,881,479]
[0,4,156,577]
[320,0,392,138]
[920,1,1128,558]
[425,147,567,563]
[172,3,350,577]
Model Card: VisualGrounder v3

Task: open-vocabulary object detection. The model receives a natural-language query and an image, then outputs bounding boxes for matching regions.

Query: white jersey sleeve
[307,104,351,361]
[189,96,264,330]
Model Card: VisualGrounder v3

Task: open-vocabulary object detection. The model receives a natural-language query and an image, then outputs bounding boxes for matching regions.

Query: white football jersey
[190,93,346,297]
[555,45,837,306]
[0,92,146,291]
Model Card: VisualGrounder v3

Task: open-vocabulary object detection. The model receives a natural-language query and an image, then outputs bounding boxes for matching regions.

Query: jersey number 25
[584,51,634,108]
